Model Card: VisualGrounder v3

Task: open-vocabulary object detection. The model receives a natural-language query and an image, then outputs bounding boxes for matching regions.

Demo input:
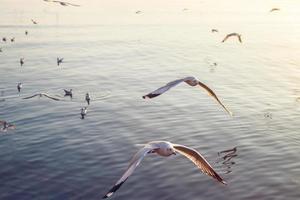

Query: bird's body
[64,89,72,98]
[25,30,28,35]
[31,19,38,24]
[211,29,218,33]
[143,76,232,116]
[0,120,16,132]
[270,8,280,12]
[57,57,64,66]
[222,33,242,43]
[2,37,7,42]
[103,141,226,198]
[17,83,22,93]
[20,58,24,66]
[11,37,15,42]
[85,93,90,105]
[80,107,87,119]
[23,93,60,101]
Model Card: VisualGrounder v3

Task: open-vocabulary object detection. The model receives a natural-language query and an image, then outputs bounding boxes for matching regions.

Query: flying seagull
[222,33,242,43]
[25,30,28,35]
[211,29,218,33]
[80,107,87,119]
[17,83,22,93]
[0,120,16,132]
[85,93,90,105]
[103,141,226,198]
[57,57,64,66]
[135,10,142,14]
[31,19,38,24]
[270,8,280,12]
[23,93,60,101]
[20,58,24,66]
[142,76,232,116]
[64,89,72,98]
[52,1,80,6]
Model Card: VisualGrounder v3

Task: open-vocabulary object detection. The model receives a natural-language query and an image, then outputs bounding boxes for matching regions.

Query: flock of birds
[0,2,283,199]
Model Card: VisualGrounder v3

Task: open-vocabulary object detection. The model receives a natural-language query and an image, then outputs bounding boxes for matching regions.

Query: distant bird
[23,93,60,101]
[10,37,15,42]
[25,30,28,35]
[270,8,280,12]
[85,93,90,105]
[0,120,16,132]
[31,19,38,24]
[211,29,219,33]
[20,58,24,66]
[103,141,226,199]
[2,37,7,42]
[57,57,64,66]
[143,76,232,116]
[182,8,189,11]
[52,1,80,6]
[222,33,242,43]
[17,83,22,93]
[64,89,73,98]
[80,107,87,119]
[135,10,142,14]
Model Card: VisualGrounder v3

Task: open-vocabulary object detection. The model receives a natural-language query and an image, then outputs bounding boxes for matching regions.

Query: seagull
[222,33,242,43]
[20,58,24,66]
[142,76,232,116]
[57,57,64,66]
[135,10,142,14]
[2,37,7,42]
[17,83,22,93]
[52,1,80,6]
[64,89,72,98]
[270,8,280,12]
[211,29,218,33]
[85,93,90,105]
[25,30,28,35]
[0,120,16,132]
[103,141,226,199]
[80,107,87,119]
[23,93,60,101]
[182,8,189,11]
[11,37,15,42]
[31,19,38,24]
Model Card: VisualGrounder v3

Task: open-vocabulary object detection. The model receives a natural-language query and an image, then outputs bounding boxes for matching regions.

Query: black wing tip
[103,180,126,199]
[142,94,160,99]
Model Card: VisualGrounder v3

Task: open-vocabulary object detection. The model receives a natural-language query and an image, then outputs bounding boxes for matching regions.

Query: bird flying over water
[25,30,28,35]
[57,57,64,66]
[50,0,80,7]
[270,8,280,12]
[211,29,218,33]
[31,19,38,24]
[222,33,242,43]
[85,93,90,105]
[63,89,73,98]
[135,10,142,14]
[11,37,15,42]
[80,107,87,119]
[0,120,16,132]
[103,141,226,198]
[143,76,232,116]
[23,93,60,101]
[17,83,22,93]
[2,37,7,42]
[20,58,24,66]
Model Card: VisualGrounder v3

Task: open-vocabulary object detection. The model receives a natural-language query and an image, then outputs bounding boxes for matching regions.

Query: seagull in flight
[64,89,73,98]
[25,30,28,35]
[85,93,90,105]
[135,10,142,14]
[2,37,7,42]
[31,19,38,24]
[20,58,24,67]
[222,33,242,43]
[80,107,87,119]
[51,1,80,7]
[143,76,232,116]
[270,8,280,12]
[11,37,15,42]
[211,29,218,33]
[17,83,22,93]
[0,120,16,132]
[103,141,226,198]
[57,57,64,66]
[23,93,60,101]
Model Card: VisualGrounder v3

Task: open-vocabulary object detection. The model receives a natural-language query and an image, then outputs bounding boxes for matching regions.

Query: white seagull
[0,120,16,132]
[23,93,60,101]
[80,107,87,119]
[63,89,72,98]
[103,141,226,198]
[57,57,64,66]
[17,83,22,93]
[222,33,242,43]
[20,58,24,66]
[143,76,232,116]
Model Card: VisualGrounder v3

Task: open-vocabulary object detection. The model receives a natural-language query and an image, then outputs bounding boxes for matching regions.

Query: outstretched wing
[23,94,39,99]
[197,81,232,116]
[143,78,185,99]
[43,94,61,101]
[238,35,242,43]
[103,145,157,198]
[222,34,230,43]
[67,2,80,6]
[173,144,226,184]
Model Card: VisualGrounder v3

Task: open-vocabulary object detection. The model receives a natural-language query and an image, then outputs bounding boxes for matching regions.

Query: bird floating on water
[80,107,87,119]
[222,33,242,43]
[57,57,64,66]
[64,89,73,98]
[85,93,90,105]
[143,76,232,116]
[31,19,38,24]
[103,141,226,198]
[270,8,280,12]
[23,93,60,101]
[0,120,16,132]
[17,83,22,93]
[20,58,24,67]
